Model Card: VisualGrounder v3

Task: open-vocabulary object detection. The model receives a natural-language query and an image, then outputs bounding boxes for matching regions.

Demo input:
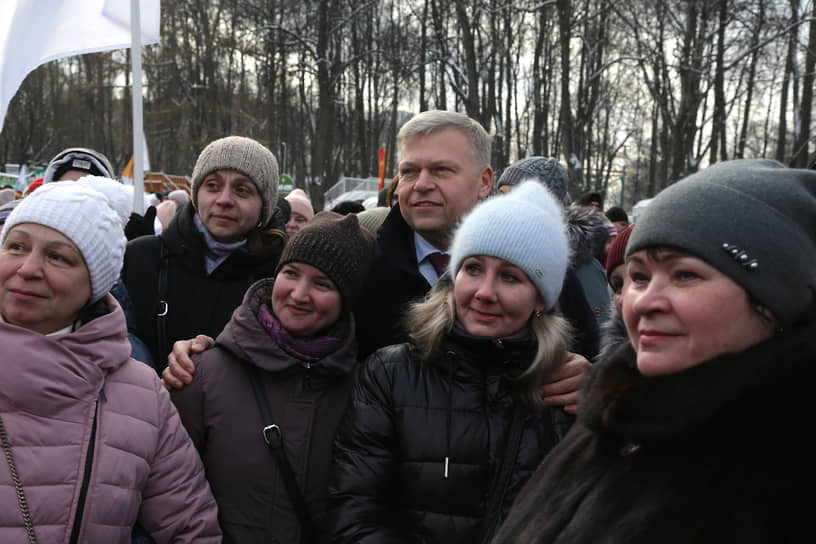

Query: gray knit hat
[449,181,569,310]
[497,156,570,206]
[627,159,816,326]
[43,147,115,184]
[191,136,279,227]
[276,211,374,308]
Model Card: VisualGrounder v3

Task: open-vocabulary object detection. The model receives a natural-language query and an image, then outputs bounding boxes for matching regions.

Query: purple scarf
[257,303,347,362]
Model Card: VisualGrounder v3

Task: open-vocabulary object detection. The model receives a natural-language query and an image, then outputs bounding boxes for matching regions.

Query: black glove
[124,205,157,241]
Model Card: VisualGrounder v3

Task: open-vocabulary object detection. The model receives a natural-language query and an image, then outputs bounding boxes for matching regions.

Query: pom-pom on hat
[76,175,131,228]
[627,159,816,326]
[1,182,126,303]
[276,211,374,309]
[448,181,569,310]
[191,136,279,228]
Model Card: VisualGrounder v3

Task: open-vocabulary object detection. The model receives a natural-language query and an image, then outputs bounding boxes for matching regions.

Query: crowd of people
[0,109,813,544]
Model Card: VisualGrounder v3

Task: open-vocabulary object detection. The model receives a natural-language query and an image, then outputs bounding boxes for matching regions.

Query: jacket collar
[437,327,537,379]
[375,204,426,280]
[1,294,132,417]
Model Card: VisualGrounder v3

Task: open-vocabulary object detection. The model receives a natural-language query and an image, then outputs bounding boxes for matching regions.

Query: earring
[534,309,544,318]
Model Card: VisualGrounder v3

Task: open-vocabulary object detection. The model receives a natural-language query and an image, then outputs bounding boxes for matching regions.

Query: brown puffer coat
[171,278,360,544]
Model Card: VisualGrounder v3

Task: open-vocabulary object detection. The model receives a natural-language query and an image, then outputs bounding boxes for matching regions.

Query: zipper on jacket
[303,362,312,389]
[69,398,99,544]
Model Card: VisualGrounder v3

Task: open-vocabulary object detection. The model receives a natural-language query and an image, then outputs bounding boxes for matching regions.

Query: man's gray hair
[397,110,491,169]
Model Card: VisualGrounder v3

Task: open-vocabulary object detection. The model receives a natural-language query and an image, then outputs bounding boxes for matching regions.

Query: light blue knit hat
[448,181,568,310]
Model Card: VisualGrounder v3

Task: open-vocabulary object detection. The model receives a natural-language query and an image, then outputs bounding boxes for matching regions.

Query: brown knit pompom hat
[276,211,374,308]
[191,136,279,227]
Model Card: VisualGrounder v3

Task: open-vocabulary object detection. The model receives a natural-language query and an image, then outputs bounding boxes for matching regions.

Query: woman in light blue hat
[328,181,585,544]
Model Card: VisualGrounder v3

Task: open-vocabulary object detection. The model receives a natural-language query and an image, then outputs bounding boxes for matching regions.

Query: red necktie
[427,252,450,277]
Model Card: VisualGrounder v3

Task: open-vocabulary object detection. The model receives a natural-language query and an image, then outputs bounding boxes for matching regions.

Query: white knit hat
[448,181,569,310]
[1,182,126,302]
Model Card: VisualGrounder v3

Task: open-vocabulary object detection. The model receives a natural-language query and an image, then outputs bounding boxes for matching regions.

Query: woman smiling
[0,182,219,543]
[494,159,816,543]
[170,212,374,543]
[328,182,587,543]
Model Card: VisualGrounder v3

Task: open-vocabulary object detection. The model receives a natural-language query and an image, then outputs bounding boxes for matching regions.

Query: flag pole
[130,0,145,214]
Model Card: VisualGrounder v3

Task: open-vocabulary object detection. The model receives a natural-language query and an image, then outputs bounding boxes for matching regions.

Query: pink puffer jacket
[0,294,221,543]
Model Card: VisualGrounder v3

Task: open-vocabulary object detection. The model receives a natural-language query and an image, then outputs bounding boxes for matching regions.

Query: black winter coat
[353,204,430,359]
[122,202,285,369]
[493,318,816,544]
[354,205,599,359]
[328,330,572,544]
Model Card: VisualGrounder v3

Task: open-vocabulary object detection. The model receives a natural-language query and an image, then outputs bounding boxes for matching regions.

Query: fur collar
[580,318,816,444]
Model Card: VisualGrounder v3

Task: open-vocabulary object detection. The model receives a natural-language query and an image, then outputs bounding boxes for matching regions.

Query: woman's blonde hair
[404,278,573,409]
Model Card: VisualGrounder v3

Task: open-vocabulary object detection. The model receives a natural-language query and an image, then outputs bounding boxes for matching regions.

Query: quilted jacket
[0,294,221,543]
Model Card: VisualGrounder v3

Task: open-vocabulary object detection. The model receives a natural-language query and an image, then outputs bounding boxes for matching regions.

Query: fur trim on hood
[596,306,630,364]
[564,208,611,266]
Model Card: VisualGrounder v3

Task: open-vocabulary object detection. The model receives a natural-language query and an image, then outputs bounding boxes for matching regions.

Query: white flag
[0,0,161,133]
[14,164,27,193]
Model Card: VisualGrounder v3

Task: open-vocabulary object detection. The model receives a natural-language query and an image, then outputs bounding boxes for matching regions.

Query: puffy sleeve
[138,376,221,543]
[326,348,417,543]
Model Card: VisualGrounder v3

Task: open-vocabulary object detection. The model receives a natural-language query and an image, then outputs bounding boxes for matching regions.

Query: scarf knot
[193,213,247,275]
[257,303,346,362]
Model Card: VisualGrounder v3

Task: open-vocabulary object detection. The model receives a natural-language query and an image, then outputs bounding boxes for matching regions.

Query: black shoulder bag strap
[246,364,315,543]
[477,403,525,544]
[155,236,169,372]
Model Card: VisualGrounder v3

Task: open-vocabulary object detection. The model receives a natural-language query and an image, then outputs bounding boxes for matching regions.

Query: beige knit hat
[191,136,279,227]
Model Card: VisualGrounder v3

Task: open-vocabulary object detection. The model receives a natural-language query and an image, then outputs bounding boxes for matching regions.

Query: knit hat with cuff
[448,181,569,311]
[191,136,279,228]
[276,211,374,309]
[1,181,125,302]
[626,159,816,326]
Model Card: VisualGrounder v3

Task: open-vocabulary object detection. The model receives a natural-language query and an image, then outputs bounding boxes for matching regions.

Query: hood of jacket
[565,207,610,266]
[1,294,131,418]
[215,277,359,376]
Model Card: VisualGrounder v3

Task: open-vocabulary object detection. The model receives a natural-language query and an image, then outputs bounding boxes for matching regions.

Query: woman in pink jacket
[0,180,220,543]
